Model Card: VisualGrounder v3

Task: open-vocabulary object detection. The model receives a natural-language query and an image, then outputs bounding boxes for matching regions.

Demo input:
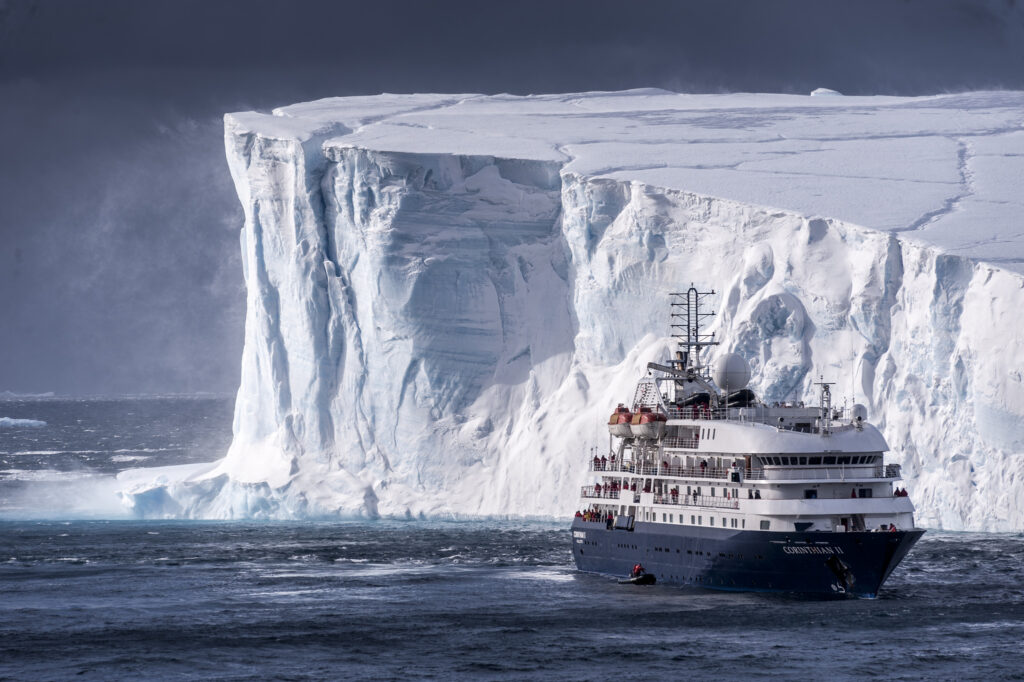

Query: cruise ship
[570,287,924,597]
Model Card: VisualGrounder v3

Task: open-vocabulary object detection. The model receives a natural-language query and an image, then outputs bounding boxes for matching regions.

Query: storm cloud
[2,0,1023,395]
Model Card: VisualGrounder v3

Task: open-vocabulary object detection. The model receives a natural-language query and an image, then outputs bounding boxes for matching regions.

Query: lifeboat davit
[630,407,667,440]
[607,404,634,438]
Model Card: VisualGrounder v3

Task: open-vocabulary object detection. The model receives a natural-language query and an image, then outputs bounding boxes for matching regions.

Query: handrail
[652,493,740,510]
[591,460,901,482]
[590,460,731,480]
[661,437,700,449]
[580,486,627,500]
[665,407,728,421]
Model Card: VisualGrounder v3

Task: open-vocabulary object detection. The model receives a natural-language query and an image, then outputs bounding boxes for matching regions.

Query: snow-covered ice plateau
[119,90,1024,530]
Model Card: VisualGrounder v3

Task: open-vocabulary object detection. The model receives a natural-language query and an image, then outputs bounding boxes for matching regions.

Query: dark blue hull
[571,519,923,597]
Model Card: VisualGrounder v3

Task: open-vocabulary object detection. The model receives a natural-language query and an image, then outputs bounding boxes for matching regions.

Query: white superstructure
[579,287,917,536]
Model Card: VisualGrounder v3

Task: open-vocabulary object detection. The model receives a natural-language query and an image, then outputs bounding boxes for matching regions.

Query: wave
[0,469,109,482]
[0,391,55,400]
[0,417,47,428]
[2,447,181,456]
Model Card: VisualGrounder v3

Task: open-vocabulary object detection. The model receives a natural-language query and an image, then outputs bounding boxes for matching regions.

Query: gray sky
[2,0,1023,396]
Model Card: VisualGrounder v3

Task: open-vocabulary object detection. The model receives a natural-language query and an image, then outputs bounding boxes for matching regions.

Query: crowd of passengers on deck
[575,509,615,528]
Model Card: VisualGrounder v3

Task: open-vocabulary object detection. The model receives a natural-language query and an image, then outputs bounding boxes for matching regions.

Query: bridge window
[824,456,836,465]
[799,457,807,465]
[808,457,821,465]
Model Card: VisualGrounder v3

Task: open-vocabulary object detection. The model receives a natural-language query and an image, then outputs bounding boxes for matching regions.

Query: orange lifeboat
[630,406,667,440]
[607,404,634,438]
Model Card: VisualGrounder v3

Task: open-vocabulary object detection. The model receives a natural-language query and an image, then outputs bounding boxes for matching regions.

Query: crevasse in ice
[119,90,1024,530]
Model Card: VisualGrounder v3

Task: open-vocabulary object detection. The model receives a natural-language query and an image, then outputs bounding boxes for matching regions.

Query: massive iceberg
[120,89,1024,530]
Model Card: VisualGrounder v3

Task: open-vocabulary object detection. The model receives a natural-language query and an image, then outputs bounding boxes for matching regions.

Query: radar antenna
[670,284,718,376]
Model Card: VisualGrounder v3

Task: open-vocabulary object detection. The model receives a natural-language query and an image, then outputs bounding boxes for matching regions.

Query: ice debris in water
[0,418,47,428]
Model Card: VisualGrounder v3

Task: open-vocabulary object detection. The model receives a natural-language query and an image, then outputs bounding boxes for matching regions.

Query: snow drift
[119,90,1024,530]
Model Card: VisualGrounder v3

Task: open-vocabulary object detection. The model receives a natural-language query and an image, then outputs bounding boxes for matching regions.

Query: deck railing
[652,493,740,510]
[590,460,901,482]
[590,460,731,480]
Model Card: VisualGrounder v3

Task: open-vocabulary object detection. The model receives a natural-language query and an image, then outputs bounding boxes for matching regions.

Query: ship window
[686,486,691,495]
[710,517,714,526]
[698,516,703,525]
[691,515,695,524]
[722,517,726,527]
[742,519,746,529]
[710,488,715,497]
[760,520,770,530]
[713,429,716,439]
[858,489,873,498]
[824,456,836,465]
[839,456,851,465]
[669,514,673,523]
[799,457,807,465]
[804,489,817,499]
[662,513,667,522]
[731,518,738,528]
[808,457,821,465]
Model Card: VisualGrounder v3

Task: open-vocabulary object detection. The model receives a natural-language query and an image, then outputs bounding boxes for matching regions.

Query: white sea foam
[0,417,47,428]
[2,448,179,456]
[0,391,55,400]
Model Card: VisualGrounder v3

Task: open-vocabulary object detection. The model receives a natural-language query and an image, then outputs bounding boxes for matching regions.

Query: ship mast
[814,376,835,436]
[670,285,718,376]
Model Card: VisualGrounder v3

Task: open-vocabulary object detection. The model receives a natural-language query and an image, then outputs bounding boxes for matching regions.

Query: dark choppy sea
[2,398,1024,680]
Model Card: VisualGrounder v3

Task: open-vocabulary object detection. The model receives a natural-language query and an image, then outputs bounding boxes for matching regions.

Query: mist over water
[0,397,233,518]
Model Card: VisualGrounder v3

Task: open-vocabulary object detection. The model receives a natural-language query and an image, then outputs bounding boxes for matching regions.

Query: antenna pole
[670,284,718,376]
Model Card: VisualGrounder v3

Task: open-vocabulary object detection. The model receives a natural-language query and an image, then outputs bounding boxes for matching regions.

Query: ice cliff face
[120,90,1024,530]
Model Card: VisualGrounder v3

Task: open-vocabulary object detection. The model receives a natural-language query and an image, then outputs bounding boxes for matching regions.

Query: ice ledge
[228,89,1024,274]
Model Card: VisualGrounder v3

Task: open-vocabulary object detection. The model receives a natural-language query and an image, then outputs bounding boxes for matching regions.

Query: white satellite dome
[713,353,751,391]
[852,404,868,422]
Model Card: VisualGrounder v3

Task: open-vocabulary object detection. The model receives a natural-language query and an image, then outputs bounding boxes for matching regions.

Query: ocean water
[2,398,1024,680]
